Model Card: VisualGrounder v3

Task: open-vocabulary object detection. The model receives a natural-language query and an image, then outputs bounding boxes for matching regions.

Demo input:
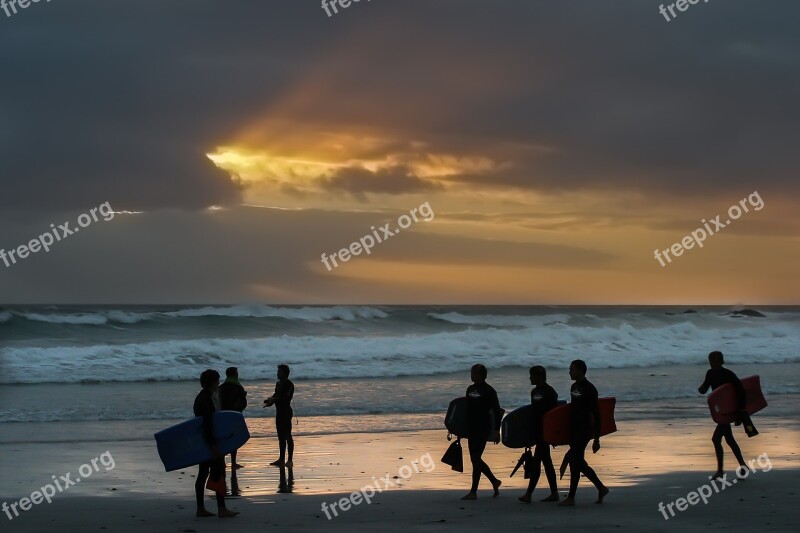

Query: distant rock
[727,309,766,318]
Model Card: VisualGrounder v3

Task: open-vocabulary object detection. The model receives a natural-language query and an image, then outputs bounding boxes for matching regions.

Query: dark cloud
[321,165,443,200]
[0,206,612,303]
[1,0,798,213]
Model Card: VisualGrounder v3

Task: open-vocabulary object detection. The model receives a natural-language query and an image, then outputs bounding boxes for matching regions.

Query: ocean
[1,305,798,433]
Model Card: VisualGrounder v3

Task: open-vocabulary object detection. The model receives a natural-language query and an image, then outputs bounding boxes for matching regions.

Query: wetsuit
[193,388,225,509]
[566,379,604,499]
[527,383,558,496]
[699,367,747,471]
[465,381,503,492]
[219,378,247,465]
[272,378,294,463]
[219,379,247,412]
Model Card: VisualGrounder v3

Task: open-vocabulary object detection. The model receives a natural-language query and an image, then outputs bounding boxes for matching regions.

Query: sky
[0,0,798,304]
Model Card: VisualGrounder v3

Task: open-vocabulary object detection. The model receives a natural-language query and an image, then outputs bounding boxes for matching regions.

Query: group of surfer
[460,351,755,505]
[460,360,608,505]
[188,350,753,518]
[192,364,295,518]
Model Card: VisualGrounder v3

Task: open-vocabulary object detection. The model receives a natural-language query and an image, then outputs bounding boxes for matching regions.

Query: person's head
[277,364,290,380]
[200,369,221,390]
[225,367,239,378]
[569,359,587,381]
[529,365,546,386]
[471,363,488,383]
[708,351,724,369]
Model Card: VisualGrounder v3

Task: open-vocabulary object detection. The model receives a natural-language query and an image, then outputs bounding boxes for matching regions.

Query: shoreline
[2,416,798,531]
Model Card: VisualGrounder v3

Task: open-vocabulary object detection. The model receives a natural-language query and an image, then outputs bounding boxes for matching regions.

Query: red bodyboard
[542,397,617,446]
[707,375,767,424]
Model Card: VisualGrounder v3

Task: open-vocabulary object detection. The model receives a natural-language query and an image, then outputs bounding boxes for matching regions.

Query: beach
[1,305,798,531]
[2,415,798,532]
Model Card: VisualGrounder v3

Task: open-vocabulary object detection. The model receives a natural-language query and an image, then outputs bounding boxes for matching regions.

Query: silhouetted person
[193,369,239,518]
[219,367,248,470]
[519,365,560,503]
[559,360,608,506]
[698,351,748,478]
[264,364,294,467]
[461,363,503,500]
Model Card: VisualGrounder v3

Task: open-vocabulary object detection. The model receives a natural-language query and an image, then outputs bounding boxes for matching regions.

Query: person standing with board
[519,365,560,503]
[461,363,504,500]
[698,351,750,479]
[559,360,609,507]
[264,364,295,467]
[219,367,248,470]
[194,369,239,518]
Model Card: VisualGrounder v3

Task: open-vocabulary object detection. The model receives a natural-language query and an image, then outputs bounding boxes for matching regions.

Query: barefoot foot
[558,497,575,507]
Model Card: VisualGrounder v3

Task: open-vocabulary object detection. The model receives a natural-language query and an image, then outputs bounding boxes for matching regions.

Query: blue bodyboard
[155,411,250,472]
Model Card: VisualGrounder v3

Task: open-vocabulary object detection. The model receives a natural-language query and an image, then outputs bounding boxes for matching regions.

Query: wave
[2,320,798,384]
[430,312,571,327]
[2,305,389,326]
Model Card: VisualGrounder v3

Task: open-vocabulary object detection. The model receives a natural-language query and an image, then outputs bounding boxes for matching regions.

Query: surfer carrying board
[461,363,504,500]
[193,369,239,518]
[519,365,560,504]
[263,364,295,467]
[698,351,749,479]
[558,360,609,507]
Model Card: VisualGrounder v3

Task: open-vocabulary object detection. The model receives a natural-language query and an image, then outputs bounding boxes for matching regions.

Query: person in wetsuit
[698,351,749,478]
[559,359,609,507]
[519,365,560,503]
[264,364,294,467]
[193,369,239,518]
[461,363,504,500]
[219,367,248,470]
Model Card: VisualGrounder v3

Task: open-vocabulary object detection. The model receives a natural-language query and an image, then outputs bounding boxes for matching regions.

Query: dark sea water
[1,305,798,426]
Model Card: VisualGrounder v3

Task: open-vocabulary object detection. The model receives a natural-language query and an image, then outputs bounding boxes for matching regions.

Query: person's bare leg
[231,449,243,470]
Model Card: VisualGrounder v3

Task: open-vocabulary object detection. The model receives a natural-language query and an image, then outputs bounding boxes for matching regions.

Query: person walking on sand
[519,365,560,503]
[559,360,608,507]
[219,367,248,470]
[194,369,239,518]
[264,364,295,467]
[698,351,751,479]
[461,363,504,500]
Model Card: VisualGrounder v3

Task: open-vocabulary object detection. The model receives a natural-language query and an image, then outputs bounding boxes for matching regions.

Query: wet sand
[1,416,798,531]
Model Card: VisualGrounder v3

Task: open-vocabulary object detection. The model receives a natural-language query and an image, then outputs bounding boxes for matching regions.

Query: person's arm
[264,382,280,406]
[729,371,746,411]
[698,370,711,394]
[238,387,248,411]
[590,386,601,441]
[197,396,217,449]
[490,387,503,432]
[546,386,558,412]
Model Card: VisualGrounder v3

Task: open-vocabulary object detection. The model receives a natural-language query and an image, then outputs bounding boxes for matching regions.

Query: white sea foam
[8,305,388,325]
[2,320,797,384]
[429,312,571,327]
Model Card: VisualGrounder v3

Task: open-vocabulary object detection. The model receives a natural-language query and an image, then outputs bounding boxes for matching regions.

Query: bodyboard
[707,375,767,424]
[155,411,250,472]
[542,397,617,446]
[445,397,497,441]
